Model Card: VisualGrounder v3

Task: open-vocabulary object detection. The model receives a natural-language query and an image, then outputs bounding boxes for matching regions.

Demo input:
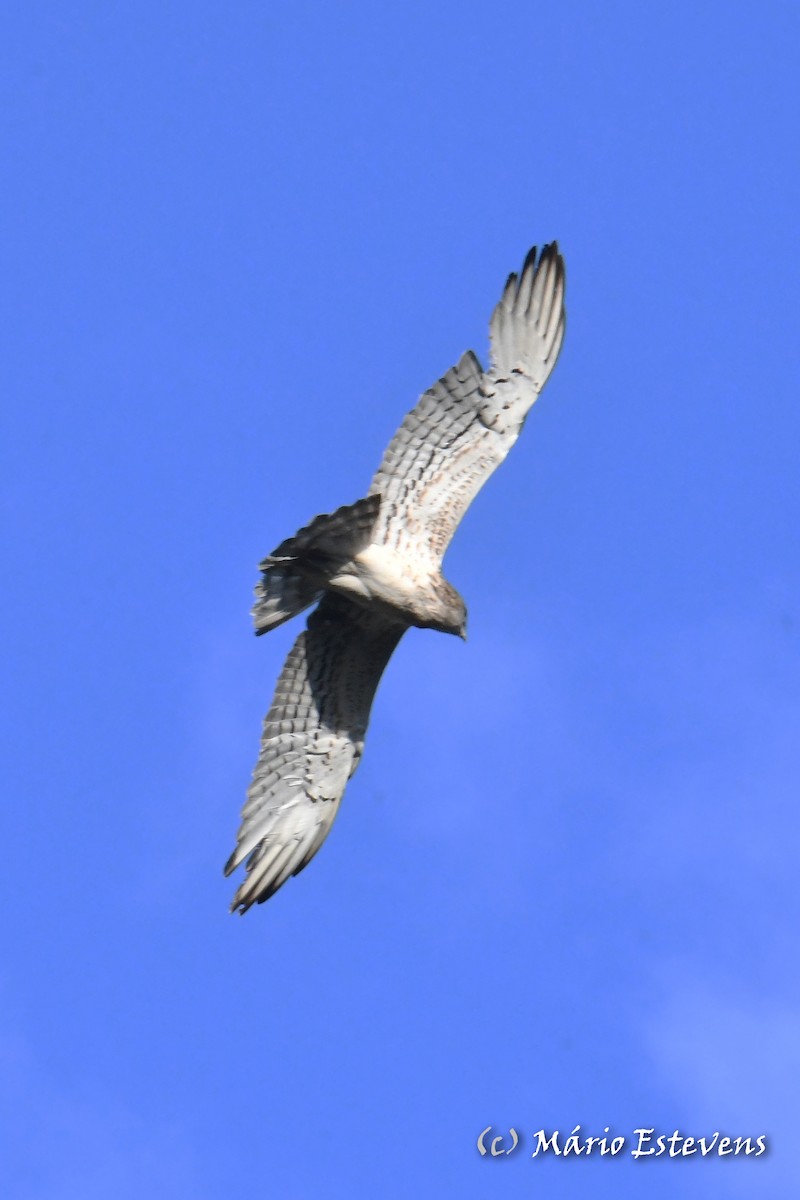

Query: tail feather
[251,569,323,636]
[265,494,380,565]
[251,495,381,635]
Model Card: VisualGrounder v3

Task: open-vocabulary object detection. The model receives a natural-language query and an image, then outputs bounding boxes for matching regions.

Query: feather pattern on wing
[226,594,405,911]
[368,243,565,565]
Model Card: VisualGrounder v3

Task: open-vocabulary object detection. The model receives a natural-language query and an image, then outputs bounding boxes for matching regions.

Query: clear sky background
[2,3,798,1197]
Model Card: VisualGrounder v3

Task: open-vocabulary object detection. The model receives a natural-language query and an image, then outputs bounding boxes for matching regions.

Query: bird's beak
[459,625,468,642]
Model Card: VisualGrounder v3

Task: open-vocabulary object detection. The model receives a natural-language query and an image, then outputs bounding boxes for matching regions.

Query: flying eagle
[226,243,566,912]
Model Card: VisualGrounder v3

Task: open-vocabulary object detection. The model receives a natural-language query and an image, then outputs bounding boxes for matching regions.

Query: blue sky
[2,2,798,1196]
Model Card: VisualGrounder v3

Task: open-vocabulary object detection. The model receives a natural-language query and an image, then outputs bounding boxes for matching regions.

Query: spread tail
[251,494,381,634]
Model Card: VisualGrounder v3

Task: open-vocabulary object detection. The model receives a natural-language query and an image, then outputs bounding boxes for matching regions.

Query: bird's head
[454,603,468,642]
[434,579,467,641]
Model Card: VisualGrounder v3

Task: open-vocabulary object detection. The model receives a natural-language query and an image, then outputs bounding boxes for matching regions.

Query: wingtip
[488,239,566,377]
[525,240,561,273]
[541,240,565,283]
[520,244,539,278]
[509,242,564,308]
[229,879,255,915]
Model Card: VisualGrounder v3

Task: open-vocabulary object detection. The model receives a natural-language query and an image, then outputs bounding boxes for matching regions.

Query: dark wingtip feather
[520,244,540,280]
[488,239,566,376]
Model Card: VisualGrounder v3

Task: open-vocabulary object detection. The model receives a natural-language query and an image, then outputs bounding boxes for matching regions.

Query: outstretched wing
[368,243,566,566]
[226,594,405,911]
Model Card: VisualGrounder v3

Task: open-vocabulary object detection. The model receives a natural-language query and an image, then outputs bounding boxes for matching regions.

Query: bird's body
[327,543,463,633]
[226,243,566,911]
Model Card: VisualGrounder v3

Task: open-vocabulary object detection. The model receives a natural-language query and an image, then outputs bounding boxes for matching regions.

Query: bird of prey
[226,243,566,912]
